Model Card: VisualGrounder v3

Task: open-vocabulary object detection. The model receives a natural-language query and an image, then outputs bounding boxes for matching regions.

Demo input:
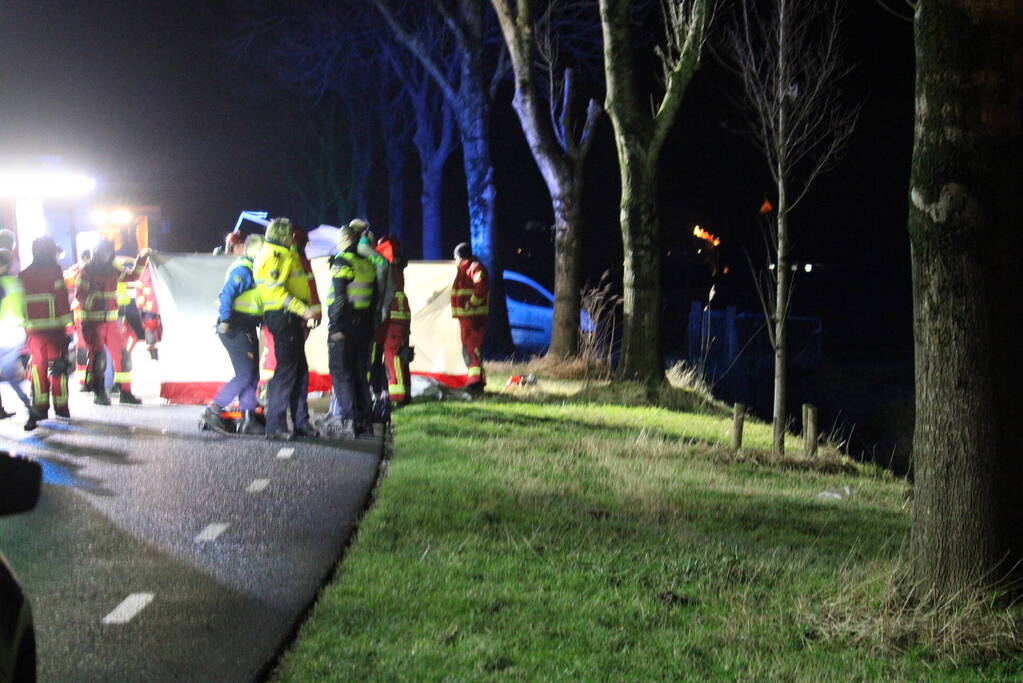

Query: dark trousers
[212,323,259,411]
[264,311,310,434]
[328,323,372,422]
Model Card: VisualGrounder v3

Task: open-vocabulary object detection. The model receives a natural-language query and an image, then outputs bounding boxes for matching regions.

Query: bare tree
[598,0,712,384]
[223,0,381,224]
[724,0,858,453]
[372,0,514,351]
[909,0,1023,597]
[491,0,602,358]
[383,38,459,259]
[377,77,415,241]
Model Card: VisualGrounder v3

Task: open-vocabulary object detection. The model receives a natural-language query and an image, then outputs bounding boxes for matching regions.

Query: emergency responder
[20,237,73,430]
[0,249,30,418]
[324,225,377,438]
[134,265,162,360]
[64,249,91,389]
[257,226,320,396]
[254,218,319,441]
[374,234,411,410]
[333,219,389,421]
[451,242,489,394]
[76,240,151,405]
[114,255,146,390]
[202,233,265,435]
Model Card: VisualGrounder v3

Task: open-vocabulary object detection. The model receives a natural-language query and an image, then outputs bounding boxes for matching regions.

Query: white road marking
[247,479,270,493]
[102,593,154,625]
[276,447,294,459]
[194,523,230,542]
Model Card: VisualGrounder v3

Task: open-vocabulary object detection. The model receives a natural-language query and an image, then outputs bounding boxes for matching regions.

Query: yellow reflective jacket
[253,241,309,317]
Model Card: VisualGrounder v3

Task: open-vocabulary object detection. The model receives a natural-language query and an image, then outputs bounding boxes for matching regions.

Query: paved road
[0,388,384,682]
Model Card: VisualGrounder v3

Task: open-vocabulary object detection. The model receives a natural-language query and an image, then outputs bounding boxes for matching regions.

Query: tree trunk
[773,205,789,454]
[549,189,582,357]
[420,157,445,259]
[386,146,406,242]
[618,154,662,384]
[909,0,1023,596]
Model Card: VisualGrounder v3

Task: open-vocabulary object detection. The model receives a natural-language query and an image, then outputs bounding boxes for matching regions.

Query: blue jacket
[218,257,257,323]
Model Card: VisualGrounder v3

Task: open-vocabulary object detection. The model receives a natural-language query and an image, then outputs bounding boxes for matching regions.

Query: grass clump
[813,559,1023,666]
[273,394,1023,681]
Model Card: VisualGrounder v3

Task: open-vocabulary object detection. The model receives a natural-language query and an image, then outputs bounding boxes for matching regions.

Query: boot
[24,407,44,431]
[94,390,111,406]
[119,390,142,405]
[200,405,229,434]
[239,410,264,435]
[54,406,71,420]
[292,423,320,439]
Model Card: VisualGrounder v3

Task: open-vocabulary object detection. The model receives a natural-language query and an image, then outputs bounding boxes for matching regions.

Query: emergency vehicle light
[0,170,96,198]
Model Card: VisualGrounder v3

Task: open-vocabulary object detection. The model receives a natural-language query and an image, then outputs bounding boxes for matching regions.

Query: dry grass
[813,558,1023,665]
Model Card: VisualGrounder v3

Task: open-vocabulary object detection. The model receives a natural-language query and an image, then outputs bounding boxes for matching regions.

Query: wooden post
[732,403,745,451]
[804,404,818,457]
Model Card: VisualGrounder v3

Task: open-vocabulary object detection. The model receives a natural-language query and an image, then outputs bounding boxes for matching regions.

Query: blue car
[504,271,593,355]
[1,453,40,683]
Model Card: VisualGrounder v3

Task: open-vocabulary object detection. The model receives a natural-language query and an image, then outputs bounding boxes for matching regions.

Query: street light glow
[0,170,96,198]
[112,208,134,225]
[90,209,109,226]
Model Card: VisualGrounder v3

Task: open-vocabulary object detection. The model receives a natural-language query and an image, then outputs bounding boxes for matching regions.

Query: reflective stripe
[31,366,44,404]
[25,314,73,331]
[113,372,131,383]
[390,356,406,395]
[452,288,475,296]
[329,252,375,310]
[451,305,489,317]
[24,291,73,330]
[467,366,482,376]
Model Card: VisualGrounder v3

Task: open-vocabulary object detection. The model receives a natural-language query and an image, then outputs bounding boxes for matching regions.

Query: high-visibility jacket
[288,243,321,319]
[253,241,314,317]
[114,256,139,308]
[19,261,72,333]
[376,241,409,324]
[327,249,376,334]
[75,256,147,323]
[451,258,489,318]
[0,275,26,329]
[218,257,262,320]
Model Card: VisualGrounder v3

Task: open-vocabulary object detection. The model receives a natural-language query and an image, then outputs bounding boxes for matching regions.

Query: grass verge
[274,391,1022,680]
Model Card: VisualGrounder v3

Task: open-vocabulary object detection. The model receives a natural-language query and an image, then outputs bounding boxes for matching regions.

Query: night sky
[1,0,916,358]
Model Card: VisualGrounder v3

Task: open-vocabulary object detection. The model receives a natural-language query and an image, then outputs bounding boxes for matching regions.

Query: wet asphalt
[0,383,385,682]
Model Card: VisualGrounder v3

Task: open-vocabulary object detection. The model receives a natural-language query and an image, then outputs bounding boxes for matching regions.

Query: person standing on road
[0,249,30,419]
[202,233,265,435]
[254,218,319,441]
[450,242,489,394]
[19,237,73,430]
[257,225,321,399]
[76,240,150,406]
[325,225,377,438]
[64,249,91,390]
[374,234,411,411]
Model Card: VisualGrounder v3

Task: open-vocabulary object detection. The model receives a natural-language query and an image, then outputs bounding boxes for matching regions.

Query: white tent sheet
[147,252,468,403]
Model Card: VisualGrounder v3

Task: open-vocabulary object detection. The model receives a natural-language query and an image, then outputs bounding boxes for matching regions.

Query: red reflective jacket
[19,261,72,333]
[450,258,488,318]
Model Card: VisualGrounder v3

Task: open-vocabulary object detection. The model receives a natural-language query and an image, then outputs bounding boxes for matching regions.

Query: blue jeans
[212,324,259,411]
